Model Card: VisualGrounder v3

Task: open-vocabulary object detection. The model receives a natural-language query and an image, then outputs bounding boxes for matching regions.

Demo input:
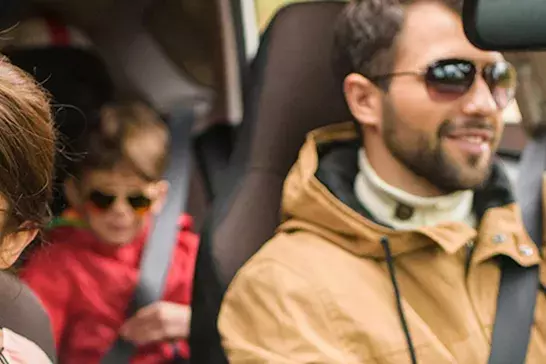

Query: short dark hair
[0,56,56,234]
[333,0,463,84]
[71,102,170,182]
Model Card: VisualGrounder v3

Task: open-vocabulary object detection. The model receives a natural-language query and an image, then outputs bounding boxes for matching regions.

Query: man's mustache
[438,119,495,138]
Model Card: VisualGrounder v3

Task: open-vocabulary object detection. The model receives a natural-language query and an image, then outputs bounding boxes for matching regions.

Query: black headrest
[5,47,114,157]
[5,47,115,214]
[212,1,351,283]
[5,47,114,114]
[0,0,23,29]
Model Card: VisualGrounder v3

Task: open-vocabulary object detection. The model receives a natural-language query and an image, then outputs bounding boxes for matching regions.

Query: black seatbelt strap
[101,107,195,364]
[488,133,546,364]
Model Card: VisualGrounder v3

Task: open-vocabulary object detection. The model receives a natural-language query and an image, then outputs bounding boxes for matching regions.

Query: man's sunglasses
[86,190,153,215]
[370,58,517,109]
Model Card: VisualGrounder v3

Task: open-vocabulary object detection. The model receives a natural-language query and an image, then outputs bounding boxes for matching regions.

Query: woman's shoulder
[0,274,56,362]
[1,328,53,364]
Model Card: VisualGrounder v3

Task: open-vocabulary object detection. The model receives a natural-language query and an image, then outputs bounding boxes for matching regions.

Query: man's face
[369,2,508,193]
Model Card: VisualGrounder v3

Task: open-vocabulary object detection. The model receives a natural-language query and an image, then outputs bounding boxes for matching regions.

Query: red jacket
[20,214,199,364]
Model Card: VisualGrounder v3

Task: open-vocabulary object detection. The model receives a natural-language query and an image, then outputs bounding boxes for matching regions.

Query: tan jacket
[219,122,546,363]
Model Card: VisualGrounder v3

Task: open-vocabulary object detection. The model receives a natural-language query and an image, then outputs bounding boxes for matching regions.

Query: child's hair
[0,56,56,234]
[71,102,170,182]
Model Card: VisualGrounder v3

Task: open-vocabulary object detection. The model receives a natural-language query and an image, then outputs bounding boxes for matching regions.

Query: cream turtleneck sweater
[354,149,477,230]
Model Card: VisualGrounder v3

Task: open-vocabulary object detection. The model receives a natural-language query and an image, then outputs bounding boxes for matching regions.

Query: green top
[47,210,88,230]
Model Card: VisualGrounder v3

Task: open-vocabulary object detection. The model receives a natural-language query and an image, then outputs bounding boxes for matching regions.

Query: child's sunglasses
[370,58,517,109]
[86,190,153,215]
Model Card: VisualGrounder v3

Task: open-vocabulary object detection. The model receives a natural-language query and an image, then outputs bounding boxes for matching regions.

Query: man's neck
[355,148,476,230]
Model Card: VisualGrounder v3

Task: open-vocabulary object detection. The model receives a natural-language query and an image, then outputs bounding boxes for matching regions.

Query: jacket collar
[279,122,541,266]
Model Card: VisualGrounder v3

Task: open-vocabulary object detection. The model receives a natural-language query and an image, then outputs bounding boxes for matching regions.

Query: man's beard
[382,110,495,194]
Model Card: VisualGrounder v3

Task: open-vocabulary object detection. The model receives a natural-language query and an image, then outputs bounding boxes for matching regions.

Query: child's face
[68,166,168,246]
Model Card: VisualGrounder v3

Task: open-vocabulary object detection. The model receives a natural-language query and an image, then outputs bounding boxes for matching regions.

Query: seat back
[0,274,57,362]
[190,2,351,363]
[193,123,236,201]
[212,0,351,282]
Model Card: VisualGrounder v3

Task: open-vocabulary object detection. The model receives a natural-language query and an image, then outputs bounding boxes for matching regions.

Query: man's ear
[64,177,82,209]
[344,73,384,129]
[0,228,38,269]
[151,180,170,214]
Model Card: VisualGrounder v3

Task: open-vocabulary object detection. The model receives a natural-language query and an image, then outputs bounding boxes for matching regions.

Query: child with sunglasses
[20,102,198,364]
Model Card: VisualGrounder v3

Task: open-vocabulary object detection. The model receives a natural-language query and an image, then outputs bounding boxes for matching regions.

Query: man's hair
[71,102,170,182]
[0,56,56,234]
[333,0,463,84]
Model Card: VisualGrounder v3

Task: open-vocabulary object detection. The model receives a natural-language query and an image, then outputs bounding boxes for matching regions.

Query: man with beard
[218,0,546,363]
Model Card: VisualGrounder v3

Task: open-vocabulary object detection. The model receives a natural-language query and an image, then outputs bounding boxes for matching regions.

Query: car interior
[0,0,246,234]
[0,0,539,362]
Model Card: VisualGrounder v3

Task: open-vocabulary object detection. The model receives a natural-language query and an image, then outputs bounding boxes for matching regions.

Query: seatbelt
[488,133,546,364]
[101,107,195,364]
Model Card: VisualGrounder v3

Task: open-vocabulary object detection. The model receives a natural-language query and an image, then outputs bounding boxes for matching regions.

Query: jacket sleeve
[218,261,352,364]
[19,248,73,350]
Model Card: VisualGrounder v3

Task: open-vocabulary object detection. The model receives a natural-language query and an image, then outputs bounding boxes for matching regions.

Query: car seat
[189,2,351,363]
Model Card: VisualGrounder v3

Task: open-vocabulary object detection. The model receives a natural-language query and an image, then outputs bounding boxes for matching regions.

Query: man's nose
[461,77,498,117]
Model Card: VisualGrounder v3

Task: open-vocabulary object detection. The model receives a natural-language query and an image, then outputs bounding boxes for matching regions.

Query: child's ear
[64,177,82,208]
[0,228,38,269]
[151,180,170,214]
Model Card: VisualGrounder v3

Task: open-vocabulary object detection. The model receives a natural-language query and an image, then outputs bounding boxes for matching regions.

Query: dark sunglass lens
[89,190,116,210]
[484,62,517,109]
[127,194,152,210]
[426,60,476,98]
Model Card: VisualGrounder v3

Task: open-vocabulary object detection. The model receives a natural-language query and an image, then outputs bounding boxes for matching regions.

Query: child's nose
[111,196,134,215]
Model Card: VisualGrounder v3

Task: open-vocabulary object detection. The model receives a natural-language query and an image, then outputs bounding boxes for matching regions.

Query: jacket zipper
[465,239,475,275]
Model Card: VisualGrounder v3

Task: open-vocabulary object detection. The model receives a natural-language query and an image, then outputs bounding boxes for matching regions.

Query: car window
[503,100,522,124]
[254,0,324,33]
